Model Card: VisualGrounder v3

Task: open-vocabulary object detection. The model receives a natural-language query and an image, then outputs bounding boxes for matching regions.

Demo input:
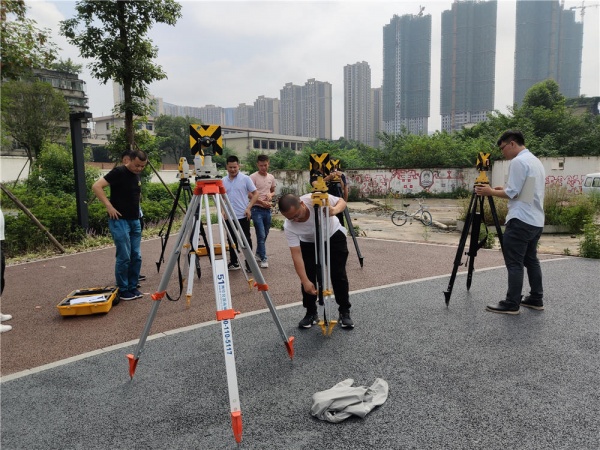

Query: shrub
[579,221,600,259]
[545,185,597,232]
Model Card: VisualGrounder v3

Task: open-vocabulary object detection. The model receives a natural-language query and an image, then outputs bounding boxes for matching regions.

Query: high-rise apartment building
[382,13,431,135]
[344,62,372,146]
[302,78,332,140]
[235,103,255,129]
[514,0,583,105]
[371,87,384,148]
[253,95,280,133]
[280,82,303,136]
[440,0,497,132]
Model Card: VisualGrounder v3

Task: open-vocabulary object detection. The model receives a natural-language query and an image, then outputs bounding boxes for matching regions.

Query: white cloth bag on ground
[311,378,389,423]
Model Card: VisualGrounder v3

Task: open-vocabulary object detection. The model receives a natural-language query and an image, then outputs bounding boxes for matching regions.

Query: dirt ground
[339,198,582,256]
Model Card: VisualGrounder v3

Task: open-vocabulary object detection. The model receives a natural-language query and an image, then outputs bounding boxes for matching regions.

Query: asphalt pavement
[1,218,599,448]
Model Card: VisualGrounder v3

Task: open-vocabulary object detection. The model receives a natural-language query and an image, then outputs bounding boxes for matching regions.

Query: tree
[1,79,70,167]
[463,80,600,157]
[154,114,194,163]
[60,0,182,147]
[0,0,58,81]
[49,57,83,75]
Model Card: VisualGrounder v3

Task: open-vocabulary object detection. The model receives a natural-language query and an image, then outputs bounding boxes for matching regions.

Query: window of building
[253,139,260,149]
[106,123,110,130]
[261,140,268,149]
[269,141,275,150]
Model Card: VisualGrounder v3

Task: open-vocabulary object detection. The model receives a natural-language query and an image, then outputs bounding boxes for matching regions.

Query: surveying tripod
[155,157,208,278]
[443,153,504,305]
[127,170,295,445]
[327,177,364,268]
[310,177,340,336]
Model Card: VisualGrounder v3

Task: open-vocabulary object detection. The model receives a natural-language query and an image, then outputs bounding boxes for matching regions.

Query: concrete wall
[491,156,600,193]
[1,157,31,183]
[3,155,600,196]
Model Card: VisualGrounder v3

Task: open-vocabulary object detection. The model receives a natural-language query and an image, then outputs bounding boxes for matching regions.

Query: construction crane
[570,1,600,22]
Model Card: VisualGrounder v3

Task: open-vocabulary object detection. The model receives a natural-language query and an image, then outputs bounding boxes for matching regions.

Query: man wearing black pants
[278,193,353,329]
[475,130,546,314]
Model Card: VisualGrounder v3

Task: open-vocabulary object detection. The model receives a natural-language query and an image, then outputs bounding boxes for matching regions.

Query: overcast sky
[27,0,600,138]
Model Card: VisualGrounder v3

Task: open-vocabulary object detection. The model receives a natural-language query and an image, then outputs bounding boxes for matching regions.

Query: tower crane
[570,1,600,22]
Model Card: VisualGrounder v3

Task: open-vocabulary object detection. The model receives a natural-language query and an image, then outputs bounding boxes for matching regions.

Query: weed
[579,221,600,259]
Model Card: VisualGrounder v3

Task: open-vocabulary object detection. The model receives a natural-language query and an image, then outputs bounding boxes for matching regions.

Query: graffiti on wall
[346,169,468,197]
[545,175,586,193]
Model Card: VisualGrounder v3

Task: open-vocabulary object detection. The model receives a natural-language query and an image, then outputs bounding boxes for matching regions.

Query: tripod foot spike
[327,320,338,335]
[444,291,450,306]
[126,354,139,379]
[231,411,243,443]
[318,320,337,336]
[285,336,295,359]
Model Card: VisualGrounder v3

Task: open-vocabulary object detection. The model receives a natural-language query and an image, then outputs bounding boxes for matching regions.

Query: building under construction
[382,12,432,135]
[440,0,497,132]
[514,0,584,105]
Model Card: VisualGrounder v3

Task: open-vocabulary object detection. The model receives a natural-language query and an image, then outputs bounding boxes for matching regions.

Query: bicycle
[391,198,433,226]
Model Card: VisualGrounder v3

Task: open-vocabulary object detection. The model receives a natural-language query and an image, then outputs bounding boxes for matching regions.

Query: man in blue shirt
[475,130,546,314]
[222,155,258,271]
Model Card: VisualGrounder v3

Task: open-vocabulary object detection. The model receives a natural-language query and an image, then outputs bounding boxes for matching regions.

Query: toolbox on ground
[57,287,120,316]
[197,243,229,256]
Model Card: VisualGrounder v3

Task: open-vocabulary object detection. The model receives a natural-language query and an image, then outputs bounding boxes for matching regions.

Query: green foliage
[154,114,195,163]
[243,150,262,173]
[48,58,83,74]
[103,117,160,185]
[347,186,361,202]
[1,79,70,165]
[60,0,182,145]
[0,0,58,81]
[1,178,182,258]
[461,80,600,157]
[26,143,101,197]
[579,221,600,259]
[268,147,297,170]
[545,185,598,232]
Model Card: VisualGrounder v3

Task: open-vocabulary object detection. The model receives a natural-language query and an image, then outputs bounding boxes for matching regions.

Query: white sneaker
[260,259,269,268]
[254,254,261,262]
[0,324,12,333]
[0,313,12,322]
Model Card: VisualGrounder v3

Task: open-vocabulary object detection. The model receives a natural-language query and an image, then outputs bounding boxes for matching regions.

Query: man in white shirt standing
[278,193,354,329]
[475,130,546,314]
[249,154,276,268]
[222,155,259,271]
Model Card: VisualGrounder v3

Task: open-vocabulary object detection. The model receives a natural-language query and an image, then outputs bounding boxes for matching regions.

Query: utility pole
[69,111,93,230]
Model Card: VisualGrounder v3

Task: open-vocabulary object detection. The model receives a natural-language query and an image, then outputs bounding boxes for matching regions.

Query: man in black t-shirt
[92,150,148,301]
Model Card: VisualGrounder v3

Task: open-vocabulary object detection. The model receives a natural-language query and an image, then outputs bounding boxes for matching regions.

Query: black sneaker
[486,301,520,315]
[521,296,544,310]
[298,313,319,329]
[339,311,354,328]
[132,289,144,299]
[138,274,147,281]
[119,290,137,301]
[228,262,240,271]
